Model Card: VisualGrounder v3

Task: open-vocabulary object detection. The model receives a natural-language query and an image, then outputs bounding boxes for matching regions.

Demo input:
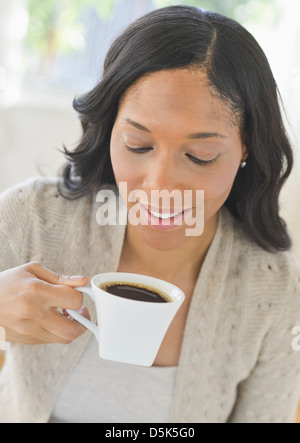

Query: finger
[41,308,89,342]
[48,284,84,310]
[7,310,88,345]
[25,278,84,311]
[5,329,46,345]
[62,306,91,321]
[26,262,88,287]
[58,275,89,287]
[6,320,65,345]
[14,313,87,344]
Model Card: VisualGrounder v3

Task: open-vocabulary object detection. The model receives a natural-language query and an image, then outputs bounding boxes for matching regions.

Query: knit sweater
[0,177,300,423]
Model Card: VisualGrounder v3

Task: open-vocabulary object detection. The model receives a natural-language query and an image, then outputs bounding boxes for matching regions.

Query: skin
[0,262,89,344]
[110,68,247,283]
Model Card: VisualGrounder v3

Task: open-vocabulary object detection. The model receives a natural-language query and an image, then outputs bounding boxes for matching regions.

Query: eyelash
[125,145,218,166]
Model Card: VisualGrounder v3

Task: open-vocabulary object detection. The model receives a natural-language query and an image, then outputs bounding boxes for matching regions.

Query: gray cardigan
[0,177,300,423]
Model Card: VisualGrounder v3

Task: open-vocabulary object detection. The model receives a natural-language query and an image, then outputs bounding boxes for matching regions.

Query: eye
[125,144,152,153]
[125,144,218,165]
[186,153,219,165]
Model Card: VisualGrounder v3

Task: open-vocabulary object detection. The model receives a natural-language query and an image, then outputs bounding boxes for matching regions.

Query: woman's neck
[120,213,218,282]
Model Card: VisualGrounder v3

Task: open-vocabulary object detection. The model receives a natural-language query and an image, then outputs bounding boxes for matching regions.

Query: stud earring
[240,160,247,168]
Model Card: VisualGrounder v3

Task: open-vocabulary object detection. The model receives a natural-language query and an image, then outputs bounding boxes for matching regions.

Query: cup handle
[66,286,99,341]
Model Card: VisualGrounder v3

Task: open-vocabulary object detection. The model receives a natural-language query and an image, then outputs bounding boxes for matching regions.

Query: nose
[142,151,184,194]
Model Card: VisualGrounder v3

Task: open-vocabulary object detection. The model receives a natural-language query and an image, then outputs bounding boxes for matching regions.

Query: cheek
[200,162,239,210]
[110,134,133,183]
[110,130,147,188]
[110,149,127,182]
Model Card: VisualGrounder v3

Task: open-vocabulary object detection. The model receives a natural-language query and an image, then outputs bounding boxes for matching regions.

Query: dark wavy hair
[59,5,293,253]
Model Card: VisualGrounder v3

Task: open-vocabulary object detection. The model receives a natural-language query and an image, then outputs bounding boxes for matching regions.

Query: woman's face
[110,68,247,250]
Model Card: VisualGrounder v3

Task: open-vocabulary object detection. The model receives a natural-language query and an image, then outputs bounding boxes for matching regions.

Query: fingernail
[69,275,85,281]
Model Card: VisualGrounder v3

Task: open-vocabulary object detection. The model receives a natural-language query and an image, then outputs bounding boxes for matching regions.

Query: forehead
[118,68,235,128]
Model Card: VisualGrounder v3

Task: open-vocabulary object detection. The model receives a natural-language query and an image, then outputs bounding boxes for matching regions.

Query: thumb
[26,262,88,287]
[59,275,89,287]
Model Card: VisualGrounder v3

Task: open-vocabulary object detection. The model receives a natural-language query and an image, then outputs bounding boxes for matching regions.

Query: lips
[149,209,183,219]
[139,203,187,216]
[138,203,193,231]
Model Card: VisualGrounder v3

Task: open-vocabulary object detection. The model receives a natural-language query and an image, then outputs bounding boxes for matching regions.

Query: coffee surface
[99,282,171,303]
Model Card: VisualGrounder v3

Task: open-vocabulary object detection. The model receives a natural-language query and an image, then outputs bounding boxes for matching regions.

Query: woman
[0,5,300,423]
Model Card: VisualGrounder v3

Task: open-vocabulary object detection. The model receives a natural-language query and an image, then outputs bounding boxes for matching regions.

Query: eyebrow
[124,118,228,140]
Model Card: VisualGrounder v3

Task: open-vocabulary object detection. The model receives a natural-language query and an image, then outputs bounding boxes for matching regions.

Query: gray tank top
[49,335,178,423]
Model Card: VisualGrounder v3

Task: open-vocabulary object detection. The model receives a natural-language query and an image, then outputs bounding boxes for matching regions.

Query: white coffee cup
[66,272,185,367]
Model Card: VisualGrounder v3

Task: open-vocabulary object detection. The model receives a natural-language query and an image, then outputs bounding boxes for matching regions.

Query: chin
[138,226,189,251]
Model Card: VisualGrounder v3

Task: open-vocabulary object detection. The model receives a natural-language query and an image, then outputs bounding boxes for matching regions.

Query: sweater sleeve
[0,178,36,272]
[228,268,300,423]
[0,179,37,422]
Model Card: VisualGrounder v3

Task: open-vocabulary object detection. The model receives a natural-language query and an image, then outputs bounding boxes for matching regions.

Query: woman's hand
[0,261,90,345]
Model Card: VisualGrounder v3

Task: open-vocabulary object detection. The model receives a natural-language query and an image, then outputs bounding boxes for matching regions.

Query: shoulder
[221,206,300,284]
[0,176,60,200]
[0,176,62,214]
[0,176,124,233]
[0,176,95,222]
[0,177,95,257]
[220,207,300,324]
[220,208,300,370]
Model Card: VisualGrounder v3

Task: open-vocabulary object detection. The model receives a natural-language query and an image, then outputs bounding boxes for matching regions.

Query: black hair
[59,5,293,252]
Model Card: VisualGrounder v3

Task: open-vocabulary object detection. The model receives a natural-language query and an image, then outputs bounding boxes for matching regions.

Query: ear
[241,143,249,162]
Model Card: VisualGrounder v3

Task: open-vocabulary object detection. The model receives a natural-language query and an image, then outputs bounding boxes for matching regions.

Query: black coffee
[99,281,171,303]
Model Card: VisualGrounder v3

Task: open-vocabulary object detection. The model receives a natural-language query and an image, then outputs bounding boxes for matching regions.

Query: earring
[240,160,247,168]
